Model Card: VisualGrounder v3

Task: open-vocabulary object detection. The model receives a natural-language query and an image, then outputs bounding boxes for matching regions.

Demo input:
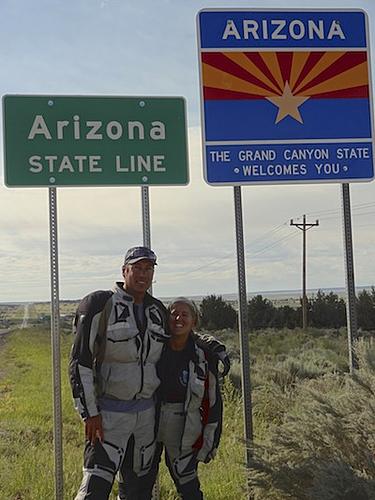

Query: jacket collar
[113,282,154,305]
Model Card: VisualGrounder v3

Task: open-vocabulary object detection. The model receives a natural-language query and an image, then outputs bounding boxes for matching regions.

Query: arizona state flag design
[201,50,371,141]
[197,9,374,184]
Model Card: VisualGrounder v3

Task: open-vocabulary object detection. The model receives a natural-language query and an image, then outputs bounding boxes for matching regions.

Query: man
[70,246,229,500]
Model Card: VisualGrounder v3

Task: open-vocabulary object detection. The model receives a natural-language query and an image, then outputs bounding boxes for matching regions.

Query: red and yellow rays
[202,51,369,100]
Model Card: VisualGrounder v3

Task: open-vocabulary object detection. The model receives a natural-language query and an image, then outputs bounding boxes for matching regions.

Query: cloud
[1,0,375,301]
[1,124,375,302]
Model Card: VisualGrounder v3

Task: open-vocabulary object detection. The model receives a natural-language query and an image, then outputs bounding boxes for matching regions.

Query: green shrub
[357,288,375,331]
[308,291,346,329]
[200,295,237,330]
[248,340,375,499]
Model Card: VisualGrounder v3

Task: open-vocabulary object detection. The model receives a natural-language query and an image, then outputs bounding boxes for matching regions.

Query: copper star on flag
[266,82,310,124]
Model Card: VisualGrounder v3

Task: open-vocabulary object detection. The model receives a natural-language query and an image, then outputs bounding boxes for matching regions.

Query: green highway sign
[3,95,189,187]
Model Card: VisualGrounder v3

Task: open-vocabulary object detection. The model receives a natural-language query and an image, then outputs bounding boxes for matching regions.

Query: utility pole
[290,215,319,331]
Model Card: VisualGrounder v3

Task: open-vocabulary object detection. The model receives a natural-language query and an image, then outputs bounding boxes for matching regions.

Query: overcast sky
[1,0,375,302]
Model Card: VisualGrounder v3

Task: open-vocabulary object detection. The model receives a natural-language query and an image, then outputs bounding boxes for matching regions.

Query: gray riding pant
[75,405,155,500]
[157,402,201,487]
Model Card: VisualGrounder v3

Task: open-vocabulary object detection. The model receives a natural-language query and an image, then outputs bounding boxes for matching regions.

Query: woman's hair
[168,297,201,328]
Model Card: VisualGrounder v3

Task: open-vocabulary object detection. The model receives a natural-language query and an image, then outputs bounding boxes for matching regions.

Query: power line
[250,230,299,258]
[250,221,288,246]
[304,201,375,219]
[159,200,373,280]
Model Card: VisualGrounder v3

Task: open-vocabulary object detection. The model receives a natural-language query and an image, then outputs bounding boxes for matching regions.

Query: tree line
[199,288,375,331]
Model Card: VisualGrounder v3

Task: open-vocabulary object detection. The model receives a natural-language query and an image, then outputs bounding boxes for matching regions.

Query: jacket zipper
[180,359,193,454]
[134,305,147,396]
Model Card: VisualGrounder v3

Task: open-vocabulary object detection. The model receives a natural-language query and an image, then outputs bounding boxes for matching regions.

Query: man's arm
[69,290,112,440]
[192,332,231,377]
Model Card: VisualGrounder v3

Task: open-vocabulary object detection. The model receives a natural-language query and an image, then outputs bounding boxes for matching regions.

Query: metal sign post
[234,186,253,470]
[341,183,358,372]
[141,185,160,500]
[49,187,63,500]
[141,186,152,253]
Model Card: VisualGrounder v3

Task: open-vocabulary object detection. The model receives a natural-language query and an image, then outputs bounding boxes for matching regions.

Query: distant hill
[1,285,374,307]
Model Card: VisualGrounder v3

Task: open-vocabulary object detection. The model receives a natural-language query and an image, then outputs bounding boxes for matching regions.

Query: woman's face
[169,302,196,338]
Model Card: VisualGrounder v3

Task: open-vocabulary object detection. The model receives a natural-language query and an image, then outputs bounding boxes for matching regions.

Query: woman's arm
[196,352,223,463]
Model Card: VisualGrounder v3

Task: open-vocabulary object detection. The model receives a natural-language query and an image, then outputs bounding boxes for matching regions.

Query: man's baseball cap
[124,246,157,265]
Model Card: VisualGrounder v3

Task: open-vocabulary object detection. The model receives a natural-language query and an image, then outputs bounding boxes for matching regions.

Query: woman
[153,297,223,499]
[117,297,224,499]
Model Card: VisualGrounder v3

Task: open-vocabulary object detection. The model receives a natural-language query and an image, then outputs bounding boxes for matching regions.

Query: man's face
[122,259,154,296]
